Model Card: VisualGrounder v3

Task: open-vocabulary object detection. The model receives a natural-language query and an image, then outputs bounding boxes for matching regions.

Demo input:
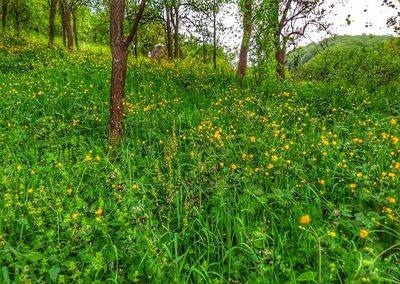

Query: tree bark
[2,0,8,32]
[15,2,19,37]
[59,0,67,47]
[213,0,217,70]
[165,1,173,59]
[237,0,253,77]
[133,36,138,59]
[109,43,129,146]
[109,0,147,147]
[63,1,74,49]
[173,1,179,58]
[72,8,78,49]
[275,47,285,80]
[48,0,57,47]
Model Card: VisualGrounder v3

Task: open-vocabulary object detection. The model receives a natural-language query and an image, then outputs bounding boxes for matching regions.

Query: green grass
[0,36,399,283]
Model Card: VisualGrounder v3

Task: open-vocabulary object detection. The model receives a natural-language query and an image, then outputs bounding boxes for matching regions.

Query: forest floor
[0,36,399,283]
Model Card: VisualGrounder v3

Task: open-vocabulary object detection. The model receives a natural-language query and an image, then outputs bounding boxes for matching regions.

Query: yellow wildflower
[300,215,311,225]
[359,229,368,239]
[329,231,337,238]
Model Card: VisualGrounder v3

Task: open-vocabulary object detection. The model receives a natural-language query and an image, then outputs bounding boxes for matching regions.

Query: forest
[0,0,400,283]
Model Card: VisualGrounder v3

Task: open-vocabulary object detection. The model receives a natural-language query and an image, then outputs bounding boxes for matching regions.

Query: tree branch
[125,0,147,47]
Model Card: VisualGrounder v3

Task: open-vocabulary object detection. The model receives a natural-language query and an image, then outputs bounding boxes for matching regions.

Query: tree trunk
[15,6,19,37]
[165,2,173,59]
[202,34,206,64]
[173,1,179,58]
[72,8,78,49]
[109,0,147,147]
[213,0,217,70]
[237,0,253,77]
[63,1,74,49]
[2,0,8,32]
[134,36,138,59]
[59,0,67,47]
[48,0,57,47]
[109,43,129,146]
[275,47,285,80]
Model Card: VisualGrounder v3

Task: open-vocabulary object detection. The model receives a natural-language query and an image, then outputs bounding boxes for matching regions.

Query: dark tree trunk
[202,35,206,64]
[275,47,285,80]
[48,0,57,47]
[59,0,67,47]
[109,0,146,147]
[64,1,74,49]
[237,0,253,77]
[109,43,129,146]
[72,8,78,49]
[173,1,179,58]
[165,2,173,59]
[15,6,19,37]
[213,0,217,70]
[2,0,8,32]
[134,36,138,59]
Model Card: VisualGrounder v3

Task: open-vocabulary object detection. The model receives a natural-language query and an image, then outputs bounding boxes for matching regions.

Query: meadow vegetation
[0,35,400,283]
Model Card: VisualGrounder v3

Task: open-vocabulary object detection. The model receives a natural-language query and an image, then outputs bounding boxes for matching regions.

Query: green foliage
[293,39,400,88]
[0,37,400,283]
[287,34,394,70]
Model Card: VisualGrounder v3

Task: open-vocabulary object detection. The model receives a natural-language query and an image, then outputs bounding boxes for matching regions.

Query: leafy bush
[293,39,400,88]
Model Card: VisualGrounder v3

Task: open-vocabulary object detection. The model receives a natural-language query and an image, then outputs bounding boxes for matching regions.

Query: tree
[212,0,217,69]
[109,0,147,146]
[2,0,9,32]
[271,0,328,80]
[60,0,74,49]
[71,1,79,48]
[48,0,57,47]
[165,0,173,58]
[237,0,253,77]
[172,0,179,57]
[9,0,32,36]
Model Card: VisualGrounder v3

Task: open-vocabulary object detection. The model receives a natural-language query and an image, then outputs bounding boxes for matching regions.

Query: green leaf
[49,265,60,282]
[1,266,10,284]
[297,271,317,282]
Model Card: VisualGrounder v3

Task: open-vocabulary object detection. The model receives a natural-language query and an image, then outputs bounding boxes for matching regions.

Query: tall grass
[0,36,399,283]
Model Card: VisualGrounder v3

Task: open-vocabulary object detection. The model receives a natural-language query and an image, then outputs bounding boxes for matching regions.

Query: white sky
[218,0,399,52]
[324,0,397,37]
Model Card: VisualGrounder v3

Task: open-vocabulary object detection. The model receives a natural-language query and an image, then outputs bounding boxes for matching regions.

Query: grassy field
[0,36,399,283]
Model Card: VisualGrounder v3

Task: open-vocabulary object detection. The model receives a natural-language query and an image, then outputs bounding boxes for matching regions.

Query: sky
[219,0,399,51]
[323,0,397,37]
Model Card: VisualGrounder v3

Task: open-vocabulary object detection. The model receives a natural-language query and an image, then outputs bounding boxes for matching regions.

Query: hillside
[287,34,393,70]
[1,36,399,283]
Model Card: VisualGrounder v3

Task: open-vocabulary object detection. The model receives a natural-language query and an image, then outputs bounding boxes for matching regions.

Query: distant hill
[287,34,393,70]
